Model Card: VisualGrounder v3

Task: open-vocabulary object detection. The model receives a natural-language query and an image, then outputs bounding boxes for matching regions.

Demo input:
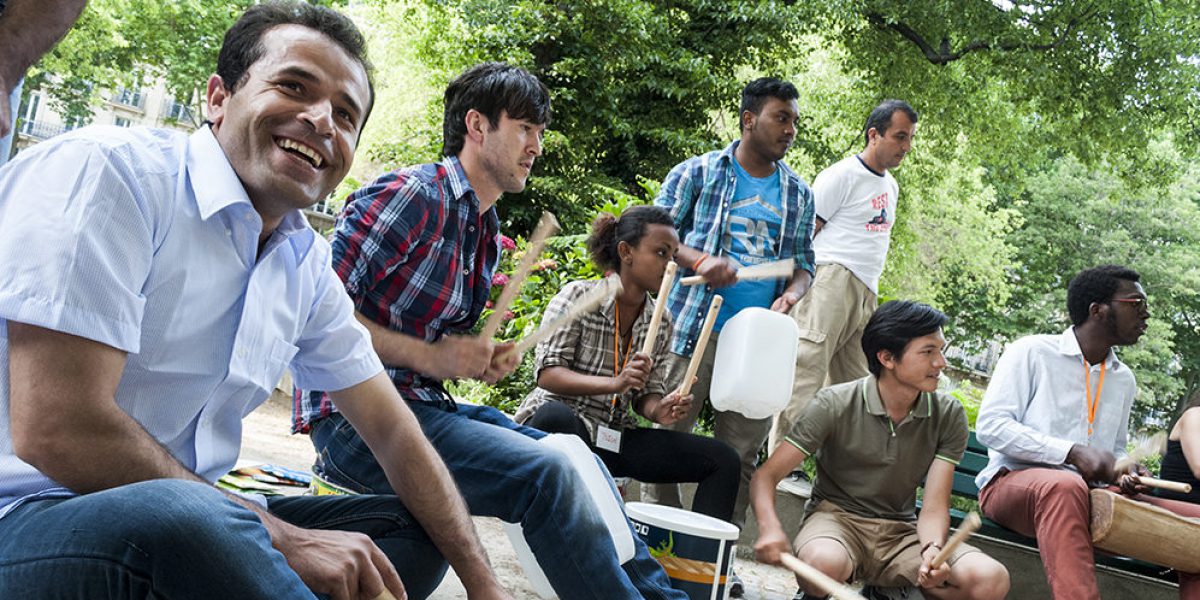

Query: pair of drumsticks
[775,513,983,600]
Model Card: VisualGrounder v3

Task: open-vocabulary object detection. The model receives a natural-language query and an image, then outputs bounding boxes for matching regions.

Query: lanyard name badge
[1084,359,1107,439]
[597,303,630,453]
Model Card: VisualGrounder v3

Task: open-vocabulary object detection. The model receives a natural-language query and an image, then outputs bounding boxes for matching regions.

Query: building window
[111,87,145,110]
[114,116,131,128]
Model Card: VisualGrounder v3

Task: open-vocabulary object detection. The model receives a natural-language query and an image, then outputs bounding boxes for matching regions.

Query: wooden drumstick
[480,211,560,340]
[372,590,398,600]
[778,553,864,600]
[504,277,624,359]
[1114,431,1166,475]
[930,512,982,569]
[678,295,722,397]
[679,258,795,286]
[1133,476,1193,494]
[640,261,677,355]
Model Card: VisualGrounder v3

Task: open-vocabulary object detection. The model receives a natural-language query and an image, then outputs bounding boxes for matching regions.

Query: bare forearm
[782,269,812,299]
[355,311,430,372]
[538,366,617,396]
[916,508,949,548]
[0,0,87,85]
[334,376,500,593]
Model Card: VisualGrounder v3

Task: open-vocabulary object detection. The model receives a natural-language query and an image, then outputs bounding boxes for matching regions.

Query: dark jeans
[0,479,446,599]
[311,402,688,600]
[525,400,740,522]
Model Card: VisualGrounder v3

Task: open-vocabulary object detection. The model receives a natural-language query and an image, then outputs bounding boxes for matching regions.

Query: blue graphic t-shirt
[714,159,783,331]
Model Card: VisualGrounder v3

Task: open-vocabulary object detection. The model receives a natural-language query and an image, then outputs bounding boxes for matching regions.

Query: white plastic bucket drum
[625,502,740,600]
[503,433,636,598]
[710,307,799,419]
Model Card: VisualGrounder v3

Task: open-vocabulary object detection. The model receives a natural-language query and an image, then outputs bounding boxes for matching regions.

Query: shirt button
[463,268,470,275]
[469,225,476,232]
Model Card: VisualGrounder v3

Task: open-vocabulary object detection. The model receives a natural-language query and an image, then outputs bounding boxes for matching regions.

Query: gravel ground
[240,391,801,599]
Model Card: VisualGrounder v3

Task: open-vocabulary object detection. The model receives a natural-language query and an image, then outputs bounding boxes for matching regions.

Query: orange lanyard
[611,303,633,415]
[1084,360,1107,438]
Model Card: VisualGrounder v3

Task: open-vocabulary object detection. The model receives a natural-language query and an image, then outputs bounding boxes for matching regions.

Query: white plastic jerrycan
[503,433,636,598]
[710,307,799,419]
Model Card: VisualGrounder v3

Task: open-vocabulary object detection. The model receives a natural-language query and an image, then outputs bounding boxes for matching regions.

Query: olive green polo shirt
[784,375,968,521]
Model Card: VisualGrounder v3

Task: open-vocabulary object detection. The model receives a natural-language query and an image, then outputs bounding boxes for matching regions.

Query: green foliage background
[24,0,1200,431]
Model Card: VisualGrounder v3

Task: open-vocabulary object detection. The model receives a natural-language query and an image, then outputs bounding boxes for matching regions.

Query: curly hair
[1066,265,1141,326]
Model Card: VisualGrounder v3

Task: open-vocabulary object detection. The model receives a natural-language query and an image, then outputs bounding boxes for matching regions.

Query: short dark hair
[442,62,552,157]
[1067,265,1141,326]
[587,205,676,273]
[862,300,947,377]
[739,77,799,131]
[216,1,375,124]
[863,99,918,146]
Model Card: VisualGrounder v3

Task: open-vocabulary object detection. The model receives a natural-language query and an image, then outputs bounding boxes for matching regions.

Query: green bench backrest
[950,431,990,501]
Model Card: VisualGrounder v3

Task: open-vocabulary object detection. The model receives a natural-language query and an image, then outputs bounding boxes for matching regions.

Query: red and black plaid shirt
[293,156,500,432]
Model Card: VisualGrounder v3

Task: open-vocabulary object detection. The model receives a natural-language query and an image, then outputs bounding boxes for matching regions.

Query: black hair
[216,1,375,125]
[862,300,947,377]
[863,99,918,146]
[442,62,552,156]
[739,77,799,131]
[587,205,676,273]
[1067,265,1141,326]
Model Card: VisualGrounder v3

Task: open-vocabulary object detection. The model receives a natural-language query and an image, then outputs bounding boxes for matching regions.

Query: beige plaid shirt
[516,276,674,440]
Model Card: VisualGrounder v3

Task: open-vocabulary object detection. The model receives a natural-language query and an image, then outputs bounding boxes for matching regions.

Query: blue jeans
[311,403,687,600]
[0,479,447,599]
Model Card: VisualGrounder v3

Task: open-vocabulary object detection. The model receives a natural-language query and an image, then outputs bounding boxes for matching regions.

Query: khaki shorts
[793,501,980,587]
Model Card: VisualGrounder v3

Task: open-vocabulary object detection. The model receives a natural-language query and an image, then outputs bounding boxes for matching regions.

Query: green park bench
[937,432,1177,586]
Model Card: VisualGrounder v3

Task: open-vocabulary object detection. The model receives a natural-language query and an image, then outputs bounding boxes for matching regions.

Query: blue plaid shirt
[655,140,815,356]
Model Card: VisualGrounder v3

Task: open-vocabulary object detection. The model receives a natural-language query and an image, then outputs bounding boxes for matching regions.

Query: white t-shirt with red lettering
[811,155,899,293]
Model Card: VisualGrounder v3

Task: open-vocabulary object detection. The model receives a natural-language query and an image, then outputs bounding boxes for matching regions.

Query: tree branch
[865,7,1098,66]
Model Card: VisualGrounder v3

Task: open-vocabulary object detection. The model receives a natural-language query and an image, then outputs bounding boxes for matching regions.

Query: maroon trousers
[980,467,1200,600]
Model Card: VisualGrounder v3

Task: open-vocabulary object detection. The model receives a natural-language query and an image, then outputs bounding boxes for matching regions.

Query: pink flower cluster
[491,272,510,287]
[498,234,517,252]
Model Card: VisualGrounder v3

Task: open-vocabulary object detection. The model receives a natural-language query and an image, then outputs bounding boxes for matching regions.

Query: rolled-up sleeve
[0,139,154,353]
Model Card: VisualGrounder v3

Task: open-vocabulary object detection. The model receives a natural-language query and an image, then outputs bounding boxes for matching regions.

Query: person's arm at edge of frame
[1177,407,1200,481]
[751,440,807,565]
[7,322,407,600]
[0,0,88,137]
[915,459,955,589]
[330,372,513,600]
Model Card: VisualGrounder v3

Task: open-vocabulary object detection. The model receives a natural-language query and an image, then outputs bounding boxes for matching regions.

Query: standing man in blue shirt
[0,3,509,599]
[646,78,816,552]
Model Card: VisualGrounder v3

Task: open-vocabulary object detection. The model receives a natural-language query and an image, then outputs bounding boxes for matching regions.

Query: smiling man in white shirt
[0,3,509,599]
[976,264,1200,600]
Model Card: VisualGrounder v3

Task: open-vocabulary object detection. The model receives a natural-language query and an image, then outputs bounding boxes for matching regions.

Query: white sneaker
[776,471,813,498]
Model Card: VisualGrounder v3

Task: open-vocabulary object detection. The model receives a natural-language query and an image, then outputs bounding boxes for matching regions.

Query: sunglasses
[1111,297,1149,311]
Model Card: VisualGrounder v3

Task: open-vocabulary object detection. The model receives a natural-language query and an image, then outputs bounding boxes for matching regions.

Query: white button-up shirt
[0,125,383,518]
[975,327,1134,490]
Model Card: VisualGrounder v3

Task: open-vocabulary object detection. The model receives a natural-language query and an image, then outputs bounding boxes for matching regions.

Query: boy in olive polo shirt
[751,301,1009,600]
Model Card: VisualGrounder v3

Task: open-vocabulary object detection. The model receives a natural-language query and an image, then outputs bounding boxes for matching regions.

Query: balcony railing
[17,120,67,140]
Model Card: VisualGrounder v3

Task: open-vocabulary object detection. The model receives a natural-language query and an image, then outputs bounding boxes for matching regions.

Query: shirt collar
[440,154,477,205]
[1058,326,1122,371]
[597,275,654,326]
[718,139,797,181]
[187,125,315,261]
[187,125,252,221]
[862,374,933,419]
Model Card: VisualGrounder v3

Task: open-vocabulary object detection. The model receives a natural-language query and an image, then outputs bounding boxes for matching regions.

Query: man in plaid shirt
[645,78,816,540]
[295,62,686,600]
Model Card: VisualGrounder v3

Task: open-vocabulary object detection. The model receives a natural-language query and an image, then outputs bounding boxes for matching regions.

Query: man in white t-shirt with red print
[772,100,918,482]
